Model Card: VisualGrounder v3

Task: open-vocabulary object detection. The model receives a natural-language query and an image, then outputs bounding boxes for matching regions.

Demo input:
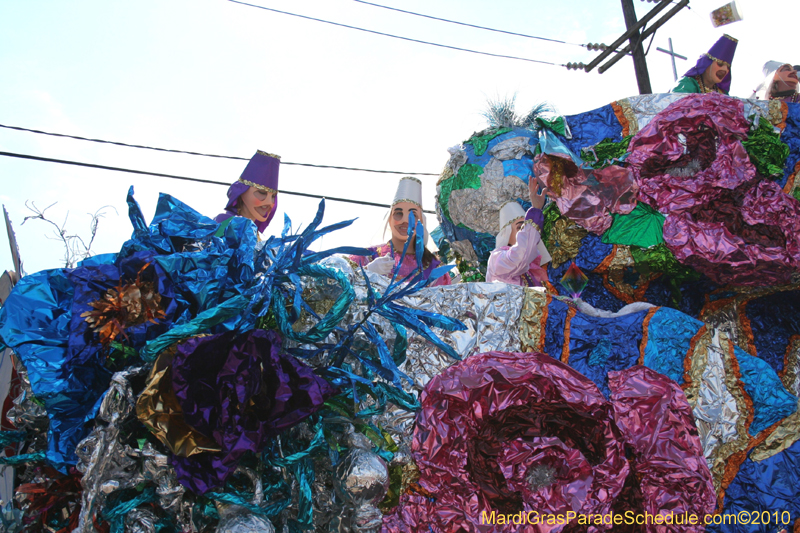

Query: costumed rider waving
[486,178,551,287]
[349,177,451,286]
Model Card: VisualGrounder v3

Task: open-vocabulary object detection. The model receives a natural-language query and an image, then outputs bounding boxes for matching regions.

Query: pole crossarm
[597,0,689,74]
[583,0,673,73]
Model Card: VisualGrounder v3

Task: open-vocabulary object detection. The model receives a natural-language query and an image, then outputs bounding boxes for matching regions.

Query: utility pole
[620,0,652,94]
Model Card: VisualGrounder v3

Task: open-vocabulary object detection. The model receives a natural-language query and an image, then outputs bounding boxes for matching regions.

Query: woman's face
[390,202,422,243]
[702,60,729,86]
[240,186,276,223]
[507,219,524,246]
[774,64,799,92]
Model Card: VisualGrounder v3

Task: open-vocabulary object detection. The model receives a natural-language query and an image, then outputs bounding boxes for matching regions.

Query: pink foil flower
[533,153,637,234]
[383,352,715,533]
[627,93,800,286]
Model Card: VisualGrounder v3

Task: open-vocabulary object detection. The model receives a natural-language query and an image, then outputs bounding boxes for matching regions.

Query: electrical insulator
[566,62,586,71]
[585,43,609,51]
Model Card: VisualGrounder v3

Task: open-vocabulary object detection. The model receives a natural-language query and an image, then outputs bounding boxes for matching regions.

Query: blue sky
[0,0,792,274]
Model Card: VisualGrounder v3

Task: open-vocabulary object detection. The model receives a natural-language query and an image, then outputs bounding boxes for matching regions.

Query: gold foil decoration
[614,98,640,136]
[767,99,787,130]
[136,343,221,457]
[519,288,549,353]
[400,460,420,493]
[546,216,588,269]
[750,411,800,462]
[594,245,656,304]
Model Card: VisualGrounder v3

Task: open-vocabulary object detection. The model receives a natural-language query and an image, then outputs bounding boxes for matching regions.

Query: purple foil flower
[169,329,337,493]
[383,352,715,533]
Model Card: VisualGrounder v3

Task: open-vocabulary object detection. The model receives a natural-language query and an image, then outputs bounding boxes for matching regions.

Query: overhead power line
[0,123,437,176]
[227,0,563,66]
[352,0,585,47]
[0,151,436,214]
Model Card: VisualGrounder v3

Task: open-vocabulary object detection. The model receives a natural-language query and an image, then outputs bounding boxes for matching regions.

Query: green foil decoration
[463,127,511,156]
[541,202,562,244]
[581,135,633,169]
[743,116,790,178]
[534,116,570,138]
[437,164,484,225]
[602,203,665,248]
[630,243,699,282]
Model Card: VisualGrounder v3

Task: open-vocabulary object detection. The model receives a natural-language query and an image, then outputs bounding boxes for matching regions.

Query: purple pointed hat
[214,150,280,233]
[682,34,738,93]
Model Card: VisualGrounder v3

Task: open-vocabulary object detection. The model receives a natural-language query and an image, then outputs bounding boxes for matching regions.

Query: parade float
[0,91,799,532]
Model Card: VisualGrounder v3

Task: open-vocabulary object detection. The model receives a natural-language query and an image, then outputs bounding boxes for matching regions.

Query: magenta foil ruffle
[627,93,800,285]
[627,93,754,213]
[533,153,637,234]
[383,352,715,533]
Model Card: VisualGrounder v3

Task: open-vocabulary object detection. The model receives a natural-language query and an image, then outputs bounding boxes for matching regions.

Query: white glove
[364,255,395,276]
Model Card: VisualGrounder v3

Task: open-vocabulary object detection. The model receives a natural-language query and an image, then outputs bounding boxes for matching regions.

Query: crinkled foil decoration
[334,448,389,533]
[136,342,222,457]
[438,163,483,226]
[593,245,657,304]
[666,176,800,285]
[6,358,48,435]
[750,336,800,462]
[449,240,478,263]
[464,127,511,156]
[68,367,191,533]
[442,145,467,183]
[602,202,665,249]
[679,328,749,495]
[782,336,800,397]
[217,504,276,533]
[75,367,149,533]
[488,135,532,162]
[448,158,528,235]
[616,93,688,135]
[610,365,716,527]
[544,212,588,269]
[742,111,791,178]
[580,134,633,168]
[627,93,800,286]
[124,508,158,533]
[534,152,637,234]
[399,282,526,391]
[518,287,549,353]
[742,98,787,131]
[385,352,715,532]
[169,329,337,494]
[628,92,755,213]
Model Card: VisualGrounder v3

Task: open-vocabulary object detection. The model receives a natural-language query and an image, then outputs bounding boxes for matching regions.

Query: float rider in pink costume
[486,178,551,287]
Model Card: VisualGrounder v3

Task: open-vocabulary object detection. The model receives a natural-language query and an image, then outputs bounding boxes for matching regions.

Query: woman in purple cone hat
[214,150,280,237]
[672,34,737,95]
